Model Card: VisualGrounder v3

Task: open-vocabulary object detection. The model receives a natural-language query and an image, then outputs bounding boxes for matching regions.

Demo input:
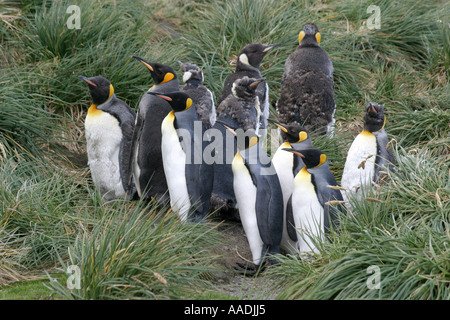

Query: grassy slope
[0,0,449,299]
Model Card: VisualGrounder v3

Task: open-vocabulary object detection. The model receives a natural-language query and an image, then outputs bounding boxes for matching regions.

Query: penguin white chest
[272,143,298,254]
[292,168,324,253]
[272,142,295,205]
[232,153,263,265]
[161,112,190,221]
[85,111,125,199]
[341,131,377,199]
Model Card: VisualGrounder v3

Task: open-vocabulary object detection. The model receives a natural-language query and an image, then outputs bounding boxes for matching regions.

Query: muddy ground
[207,217,281,300]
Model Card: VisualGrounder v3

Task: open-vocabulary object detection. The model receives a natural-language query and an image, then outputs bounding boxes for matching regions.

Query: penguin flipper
[374,129,396,183]
[286,195,298,242]
[312,170,345,235]
[128,110,143,193]
[251,163,283,250]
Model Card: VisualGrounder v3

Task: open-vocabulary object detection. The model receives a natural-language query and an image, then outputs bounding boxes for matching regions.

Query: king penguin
[218,43,279,131]
[177,62,217,221]
[277,23,335,137]
[268,119,314,253]
[130,56,179,202]
[222,124,284,275]
[341,102,395,206]
[79,75,136,200]
[282,148,346,254]
[148,91,212,222]
[210,77,265,220]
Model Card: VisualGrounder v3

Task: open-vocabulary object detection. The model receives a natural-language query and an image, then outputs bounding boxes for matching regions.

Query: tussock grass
[47,201,223,300]
[271,149,450,300]
[0,0,449,299]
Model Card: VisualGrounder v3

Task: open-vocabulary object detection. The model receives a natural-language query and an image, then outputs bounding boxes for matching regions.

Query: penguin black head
[268,118,309,144]
[178,62,204,84]
[133,56,177,85]
[231,76,265,101]
[283,148,327,169]
[364,102,386,133]
[79,75,113,105]
[298,23,321,47]
[237,43,280,70]
[147,91,192,112]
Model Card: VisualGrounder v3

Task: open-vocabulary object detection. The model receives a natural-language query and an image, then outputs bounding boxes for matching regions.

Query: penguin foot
[233,262,266,277]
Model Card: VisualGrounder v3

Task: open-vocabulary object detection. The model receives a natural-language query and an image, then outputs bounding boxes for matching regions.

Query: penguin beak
[282,148,305,158]
[147,91,173,101]
[78,75,97,87]
[367,103,378,113]
[267,118,288,133]
[249,78,265,88]
[262,43,280,53]
[133,55,154,72]
[216,120,237,136]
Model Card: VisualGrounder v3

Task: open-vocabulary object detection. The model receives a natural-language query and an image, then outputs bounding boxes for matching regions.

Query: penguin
[148,91,212,222]
[130,56,179,202]
[210,77,265,220]
[79,75,136,200]
[282,148,346,254]
[341,102,396,206]
[217,43,279,131]
[277,23,335,137]
[178,61,216,128]
[222,124,284,275]
[267,119,313,253]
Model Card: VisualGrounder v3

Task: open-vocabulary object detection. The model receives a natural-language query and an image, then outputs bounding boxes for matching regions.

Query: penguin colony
[80,23,396,274]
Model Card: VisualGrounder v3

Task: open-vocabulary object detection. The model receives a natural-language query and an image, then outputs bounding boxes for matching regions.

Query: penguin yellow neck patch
[360,130,376,137]
[88,104,102,117]
[295,167,311,184]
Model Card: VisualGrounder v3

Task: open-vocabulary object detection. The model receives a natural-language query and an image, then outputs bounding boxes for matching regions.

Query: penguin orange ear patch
[319,153,327,166]
[299,131,308,142]
[186,98,193,110]
[298,31,305,44]
[161,72,175,84]
[315,32,321,45]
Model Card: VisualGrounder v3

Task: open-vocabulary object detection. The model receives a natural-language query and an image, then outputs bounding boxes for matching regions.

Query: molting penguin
[178,62,216,129]
[79,75,136,200]
[217,43,279,131]
[210,77,265,220]
[222,125,284,275]
[283,148,346,254]
[277,23,335,137]
[130,56,179,202]
[341,102,395,206]
[149,91,212,222]
[268,119,313,253]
